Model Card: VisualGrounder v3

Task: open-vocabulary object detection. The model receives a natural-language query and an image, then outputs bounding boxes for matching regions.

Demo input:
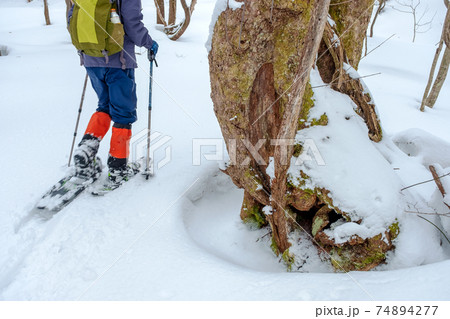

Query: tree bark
[429,165,450,209]
[421,5,450,111]
[369,0,386,38]
[169,0,177,26]
[164,0,196,41]
[154,0,197,41]
[444,5,450,48]
[328,0,375,69]
[44,0,51,26]
[425,47,450,108]
[270,0,331,253]
[155,0,165,25]
[317,8,382,142]
[420,40,444,111]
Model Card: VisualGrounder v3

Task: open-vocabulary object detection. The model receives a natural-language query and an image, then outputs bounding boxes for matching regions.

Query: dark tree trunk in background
[154,0,197,41]
[425,47,449,108]
[369,0,387,38]
[156,0,165,25]
[44,0,51,26]
[421,5,450,110]
[169,0,177,25]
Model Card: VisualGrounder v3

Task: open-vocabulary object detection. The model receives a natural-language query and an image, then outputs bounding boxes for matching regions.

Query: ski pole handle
[148,50,158,67]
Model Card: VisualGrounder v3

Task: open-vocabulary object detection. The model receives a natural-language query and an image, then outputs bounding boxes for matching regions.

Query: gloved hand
[148,41,159,61]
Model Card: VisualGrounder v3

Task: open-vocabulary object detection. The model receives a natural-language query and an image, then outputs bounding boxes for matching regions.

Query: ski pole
[68,72,89,167]
[144,50,158,179]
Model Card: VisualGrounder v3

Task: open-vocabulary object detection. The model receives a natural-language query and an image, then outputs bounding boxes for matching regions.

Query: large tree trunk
[270,0,332,254]
[209,0,397,271]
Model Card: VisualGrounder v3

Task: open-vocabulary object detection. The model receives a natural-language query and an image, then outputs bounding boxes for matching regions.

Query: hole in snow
[183,171,286,272]
[0,45,8,56]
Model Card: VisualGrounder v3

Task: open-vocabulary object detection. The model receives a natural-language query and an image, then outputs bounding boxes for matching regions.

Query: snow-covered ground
[1,0,450,300]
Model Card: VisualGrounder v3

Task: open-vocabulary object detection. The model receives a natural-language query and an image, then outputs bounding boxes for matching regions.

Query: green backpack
[69,0,124,58]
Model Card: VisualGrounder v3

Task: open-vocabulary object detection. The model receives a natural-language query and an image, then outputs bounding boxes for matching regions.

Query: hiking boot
[74,136,101,180]
[107,162,140,186]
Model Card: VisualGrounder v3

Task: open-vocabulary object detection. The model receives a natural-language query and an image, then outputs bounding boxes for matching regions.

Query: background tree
[209,0,399,271]
[369,0,388,38]
[393,0,434,42]
[169,0,177,25]
[43,0,51,26]
[420,3,450,111]
[154,0,197,41]
[155,0,165,25]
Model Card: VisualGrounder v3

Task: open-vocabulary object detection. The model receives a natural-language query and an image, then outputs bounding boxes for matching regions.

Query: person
[68,0,159,187]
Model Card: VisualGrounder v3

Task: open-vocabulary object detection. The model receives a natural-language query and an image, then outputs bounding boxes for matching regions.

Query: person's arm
[120,0,154,49]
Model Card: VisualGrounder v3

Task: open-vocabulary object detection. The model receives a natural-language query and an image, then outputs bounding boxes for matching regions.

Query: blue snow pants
[85,67,137,125]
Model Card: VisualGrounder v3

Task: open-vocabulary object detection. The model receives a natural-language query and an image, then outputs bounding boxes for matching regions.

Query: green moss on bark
[242,204,267,228]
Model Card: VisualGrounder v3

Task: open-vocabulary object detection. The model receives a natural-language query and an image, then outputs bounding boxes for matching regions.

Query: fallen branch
[364,34,396,58]
[429,165,450,209]
[400,172,450,191]
[417,215,450,244]
[406,210,450,217]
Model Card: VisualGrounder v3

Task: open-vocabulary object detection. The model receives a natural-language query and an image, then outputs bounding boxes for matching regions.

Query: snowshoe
[36,156,103,214]
[91,162,140,196]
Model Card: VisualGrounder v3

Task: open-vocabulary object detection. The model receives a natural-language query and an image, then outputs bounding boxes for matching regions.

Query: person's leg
[109,123,132,172]
[103,68,137,180]
[74,67,112,179]
[83,67,112,141]
[107,68,137,126]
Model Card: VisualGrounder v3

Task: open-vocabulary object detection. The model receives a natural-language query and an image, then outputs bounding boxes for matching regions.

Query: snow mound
[289,68,403,242]
[392,128,450,168]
